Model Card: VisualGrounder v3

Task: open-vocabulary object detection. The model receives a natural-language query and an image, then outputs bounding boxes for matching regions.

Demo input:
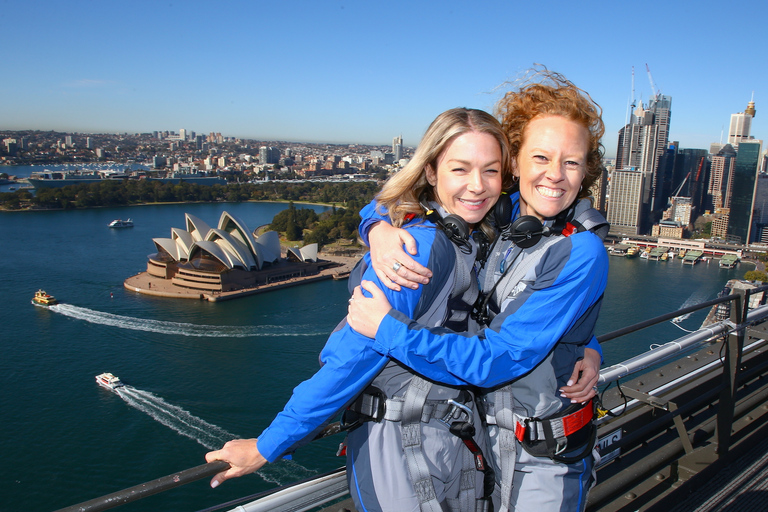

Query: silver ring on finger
[348,298,354,304]
[392,261,402,272]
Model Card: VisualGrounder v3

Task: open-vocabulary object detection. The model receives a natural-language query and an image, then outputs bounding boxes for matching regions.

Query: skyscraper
[392,135,402,154]
[728,98,756,147]
[708,145,737,211]
[615,94,672,227]
[727,140,763,243]
[606,168,645,235]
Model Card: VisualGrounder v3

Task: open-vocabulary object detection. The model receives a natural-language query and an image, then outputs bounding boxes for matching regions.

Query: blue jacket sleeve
[358,200,388,247]
[371,231,608,388]
[256,224,437,461]
[586,335,603,363]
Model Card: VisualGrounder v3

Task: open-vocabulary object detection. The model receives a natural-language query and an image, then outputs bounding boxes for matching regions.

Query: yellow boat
[32,289,58,306]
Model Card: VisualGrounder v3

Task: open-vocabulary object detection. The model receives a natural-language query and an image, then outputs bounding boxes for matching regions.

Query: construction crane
[694,157,704,183]
[672,172,691,199]
[646,63,660,99]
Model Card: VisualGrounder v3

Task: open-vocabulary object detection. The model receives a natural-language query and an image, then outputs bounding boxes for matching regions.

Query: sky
[1,0,766,158]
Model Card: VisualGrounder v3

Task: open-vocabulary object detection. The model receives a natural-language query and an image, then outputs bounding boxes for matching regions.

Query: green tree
[744,270,768,282]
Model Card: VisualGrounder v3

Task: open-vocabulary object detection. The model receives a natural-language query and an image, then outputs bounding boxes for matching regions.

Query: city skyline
[1,1,766,157]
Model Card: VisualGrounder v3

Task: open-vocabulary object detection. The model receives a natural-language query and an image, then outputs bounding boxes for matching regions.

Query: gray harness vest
[347,228,483,512]
[480,200,608,512]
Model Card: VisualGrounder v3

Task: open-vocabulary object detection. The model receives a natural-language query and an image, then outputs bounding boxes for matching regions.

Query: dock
[682,250,703,265]
[719,254,739,268]
[647,246,669,260]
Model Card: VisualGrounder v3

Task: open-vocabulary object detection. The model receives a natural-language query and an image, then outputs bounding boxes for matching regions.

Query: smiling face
[514,115,590,220]
[426,131,502,228]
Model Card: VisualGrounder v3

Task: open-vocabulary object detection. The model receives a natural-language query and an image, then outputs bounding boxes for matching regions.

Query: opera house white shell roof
[152,211,317,271]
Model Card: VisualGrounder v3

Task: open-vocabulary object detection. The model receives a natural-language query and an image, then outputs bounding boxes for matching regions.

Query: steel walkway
[659,434,768,512]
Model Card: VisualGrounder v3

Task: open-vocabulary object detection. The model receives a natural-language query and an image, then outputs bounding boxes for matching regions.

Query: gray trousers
[488,424,598,512]
[346,418,487,512]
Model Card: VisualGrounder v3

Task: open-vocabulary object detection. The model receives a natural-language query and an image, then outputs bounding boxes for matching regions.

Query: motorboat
[95,372,124,390]
[108,218,134,228]
[32,290,58,306]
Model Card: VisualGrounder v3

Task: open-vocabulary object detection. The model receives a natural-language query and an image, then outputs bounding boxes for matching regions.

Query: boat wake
[671,290,710,324]
[116,386,236,450]
[113,385,315,485]
[47,304,323,337]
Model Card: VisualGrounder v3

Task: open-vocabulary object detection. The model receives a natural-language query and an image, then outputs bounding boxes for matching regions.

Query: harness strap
[513,400,594,443]
[493,385,516,512]
[401,375,442,512]
[347,392,473,424]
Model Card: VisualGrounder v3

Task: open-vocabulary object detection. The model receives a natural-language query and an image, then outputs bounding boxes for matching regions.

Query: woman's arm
[205,225,439,485]
[358,199,432,291]
[349,233,608,389]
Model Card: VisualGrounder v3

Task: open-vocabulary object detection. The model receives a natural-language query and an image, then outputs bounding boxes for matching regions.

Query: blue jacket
[360,195,607,391]
[257,214,465,462]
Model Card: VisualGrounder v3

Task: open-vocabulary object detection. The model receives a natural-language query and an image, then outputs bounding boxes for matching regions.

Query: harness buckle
[438,398,473,428]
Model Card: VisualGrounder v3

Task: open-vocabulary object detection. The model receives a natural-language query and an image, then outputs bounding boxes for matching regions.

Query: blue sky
[2,1,765,158]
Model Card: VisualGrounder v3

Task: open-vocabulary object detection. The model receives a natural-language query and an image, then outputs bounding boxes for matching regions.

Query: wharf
[682,250,703,265]
[123,254,360,302]
[647,246,668,260]
[719,254,739,268]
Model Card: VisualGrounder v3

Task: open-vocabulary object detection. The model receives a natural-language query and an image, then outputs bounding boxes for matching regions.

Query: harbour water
[0,199,746,511]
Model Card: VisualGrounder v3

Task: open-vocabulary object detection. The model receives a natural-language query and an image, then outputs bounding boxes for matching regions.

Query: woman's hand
[205,438,267,488]
[559,347,601,404]
[369,221,431,291]
[347,280,393,338]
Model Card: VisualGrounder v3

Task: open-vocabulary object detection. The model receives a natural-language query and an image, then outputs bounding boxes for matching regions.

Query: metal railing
[55,283,768,512]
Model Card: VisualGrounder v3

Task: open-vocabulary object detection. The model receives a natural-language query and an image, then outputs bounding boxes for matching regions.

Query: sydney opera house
[144,211,327,294]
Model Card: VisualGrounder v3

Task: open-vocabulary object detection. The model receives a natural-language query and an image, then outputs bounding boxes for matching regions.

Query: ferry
[108,218,134,228]
[625,246,639,258]
[31,289,58,306]
[95,372,124,390]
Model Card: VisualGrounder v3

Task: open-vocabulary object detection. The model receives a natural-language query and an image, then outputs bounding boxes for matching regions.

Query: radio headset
[419,197,473,253]
[471,195,578,324]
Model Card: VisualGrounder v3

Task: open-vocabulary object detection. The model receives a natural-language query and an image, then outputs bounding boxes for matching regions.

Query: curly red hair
[495,67,605,198]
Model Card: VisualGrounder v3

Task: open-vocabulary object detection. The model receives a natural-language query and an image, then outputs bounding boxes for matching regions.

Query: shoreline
[0,197,343,213]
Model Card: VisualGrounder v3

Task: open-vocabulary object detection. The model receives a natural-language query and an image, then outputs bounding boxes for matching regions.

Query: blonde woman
[208,107,514,511]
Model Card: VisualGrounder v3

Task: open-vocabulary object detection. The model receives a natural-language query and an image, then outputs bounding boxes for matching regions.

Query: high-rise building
[260,146,280,165]
[606,168,645,235]
[728,99,756,147]
[615,95,672,227]
[727,140,763,243]
[392,135,402,154]
[751,173,768,243]
[709,145,737,211]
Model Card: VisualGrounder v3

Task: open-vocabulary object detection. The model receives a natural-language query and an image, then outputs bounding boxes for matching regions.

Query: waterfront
[0,201,747,511]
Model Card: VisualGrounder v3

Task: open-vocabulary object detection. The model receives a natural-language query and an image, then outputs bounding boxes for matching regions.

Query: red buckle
[562,222,578,237]
[514,421,526,442]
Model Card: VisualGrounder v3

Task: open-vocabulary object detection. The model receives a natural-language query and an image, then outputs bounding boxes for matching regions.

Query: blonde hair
[376,108,513,238]
[495,67,605,198]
